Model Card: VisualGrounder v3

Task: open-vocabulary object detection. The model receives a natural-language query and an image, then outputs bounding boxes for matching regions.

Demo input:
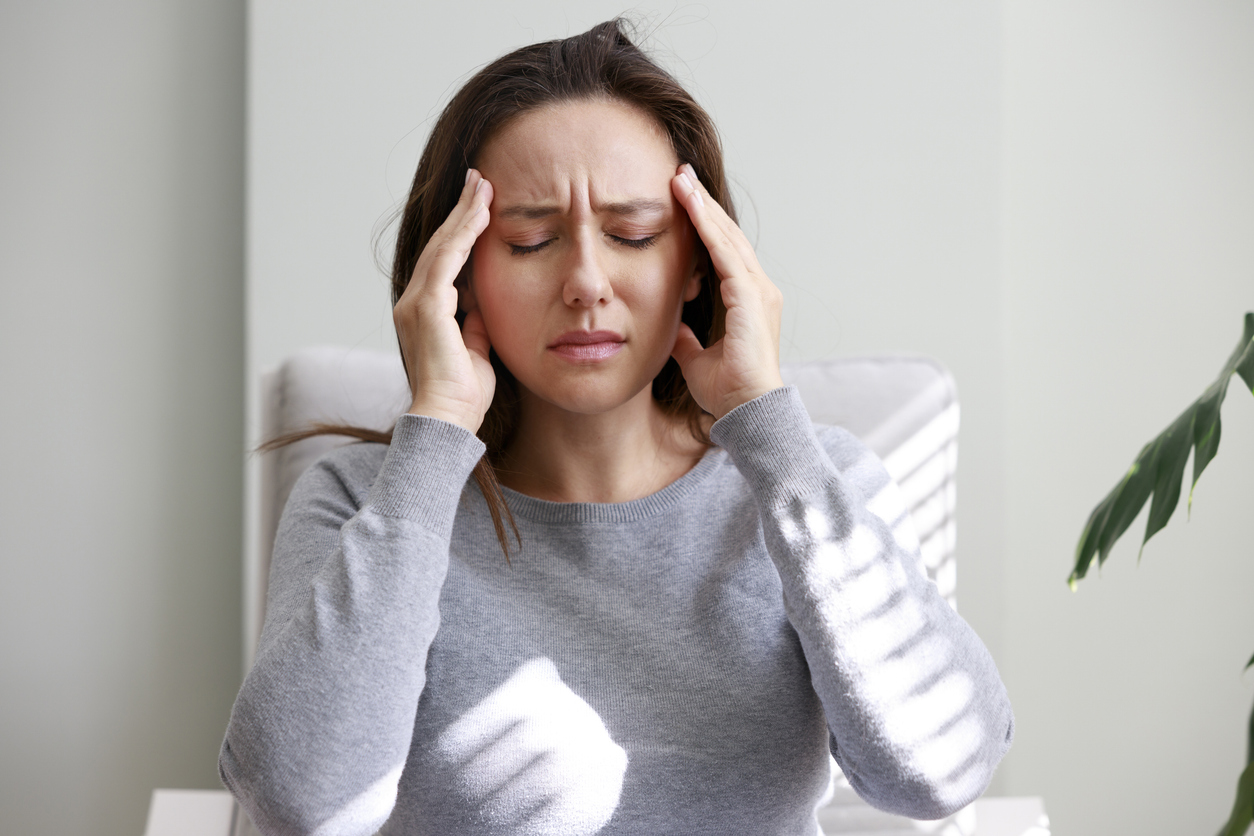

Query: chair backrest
[246,345,958,668]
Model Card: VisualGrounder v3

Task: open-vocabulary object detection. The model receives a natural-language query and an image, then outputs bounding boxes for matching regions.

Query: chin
[519,374,658,417]
[535,389,642,417]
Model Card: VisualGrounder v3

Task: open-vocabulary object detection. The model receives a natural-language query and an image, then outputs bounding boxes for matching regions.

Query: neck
[497,387,708,504]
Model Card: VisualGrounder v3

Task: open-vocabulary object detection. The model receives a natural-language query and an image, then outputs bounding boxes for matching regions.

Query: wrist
[713,376,786,419]
[407,398,484,434]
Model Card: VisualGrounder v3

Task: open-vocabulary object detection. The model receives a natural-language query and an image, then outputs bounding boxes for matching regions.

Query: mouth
[547,330,626,362]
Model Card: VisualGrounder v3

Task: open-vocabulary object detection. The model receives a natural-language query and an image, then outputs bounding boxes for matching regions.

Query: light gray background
[2,2,1251,836]
[1,3,245,836]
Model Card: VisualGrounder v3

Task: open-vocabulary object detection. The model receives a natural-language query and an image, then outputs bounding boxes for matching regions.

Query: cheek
[470,249,514,310]
[469,249,540,354]
[468,250,508,332]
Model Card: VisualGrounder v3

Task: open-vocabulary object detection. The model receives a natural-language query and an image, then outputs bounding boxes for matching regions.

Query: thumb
[670,321,705,370]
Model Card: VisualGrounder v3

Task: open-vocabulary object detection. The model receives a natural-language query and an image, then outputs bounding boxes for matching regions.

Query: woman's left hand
[670,163,785,419]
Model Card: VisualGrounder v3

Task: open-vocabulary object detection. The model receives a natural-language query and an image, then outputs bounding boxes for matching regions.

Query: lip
[547,330,625,362]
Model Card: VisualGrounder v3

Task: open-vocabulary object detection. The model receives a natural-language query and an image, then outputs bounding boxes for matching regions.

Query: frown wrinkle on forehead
[495,197,670,222]
[477,99,679,222]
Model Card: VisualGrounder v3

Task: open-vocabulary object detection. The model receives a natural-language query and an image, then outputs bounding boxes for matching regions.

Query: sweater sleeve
[709,386,1013,820]
[219,414,486,836]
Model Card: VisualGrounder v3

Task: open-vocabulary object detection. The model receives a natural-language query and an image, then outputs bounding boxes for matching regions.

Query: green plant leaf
[1232,312,1254,393]
[1217,760,1254,836]
[1217,697,1254,836]
[1142,410,1194,548]
[1195,311,1254,510]
[1071,445,1154,583]
[1218,688,1253,836]
[1190,380,1225,515]
[1070,313,1254,585]
[1248,693,1254,765]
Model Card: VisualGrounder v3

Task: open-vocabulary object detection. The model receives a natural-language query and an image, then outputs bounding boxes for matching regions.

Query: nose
[561,233,612,308]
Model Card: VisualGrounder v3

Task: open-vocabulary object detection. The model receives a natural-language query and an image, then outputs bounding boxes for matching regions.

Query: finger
[676,164,761,271]
[441,169,488,233]
[417,169,483,264]
[433,176,492,265]
[672,170,757,286]
[395,175,492,340]
[431,172,492,256]
[673,172,748,286]
[414,176,493,294]
[670,321,705,370]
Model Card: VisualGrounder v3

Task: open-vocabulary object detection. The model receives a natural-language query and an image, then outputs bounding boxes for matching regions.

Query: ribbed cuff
[365,413,486,536]
[709,386,833,508]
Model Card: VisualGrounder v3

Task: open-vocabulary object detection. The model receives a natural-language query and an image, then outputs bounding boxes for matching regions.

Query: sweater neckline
[497,444,726,524]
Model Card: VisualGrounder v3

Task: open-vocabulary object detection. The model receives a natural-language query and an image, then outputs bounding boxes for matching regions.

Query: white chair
[148,345,1046,836]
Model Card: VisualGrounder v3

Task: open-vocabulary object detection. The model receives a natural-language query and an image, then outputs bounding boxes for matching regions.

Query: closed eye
[509,233,661,255]
[610,234,660,250]
[509,239,554,256]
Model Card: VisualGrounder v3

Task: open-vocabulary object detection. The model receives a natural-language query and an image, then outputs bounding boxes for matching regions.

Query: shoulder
[315,438,390,484]
[284,439,390,521]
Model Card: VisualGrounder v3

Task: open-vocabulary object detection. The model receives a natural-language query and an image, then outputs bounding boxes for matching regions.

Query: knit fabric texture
[221,386,1013,836]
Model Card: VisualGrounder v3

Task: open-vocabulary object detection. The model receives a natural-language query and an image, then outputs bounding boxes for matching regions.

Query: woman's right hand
[394,169,495,433]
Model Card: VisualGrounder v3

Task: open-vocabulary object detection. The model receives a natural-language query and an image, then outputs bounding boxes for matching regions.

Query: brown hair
[273,19,735,556]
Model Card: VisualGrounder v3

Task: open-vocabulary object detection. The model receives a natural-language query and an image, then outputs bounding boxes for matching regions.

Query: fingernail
[465,168,473,186]
[683,163,697,181]
[474,177,484,195]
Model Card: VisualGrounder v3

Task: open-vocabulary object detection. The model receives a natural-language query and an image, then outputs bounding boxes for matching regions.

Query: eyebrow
[495,197,669,220]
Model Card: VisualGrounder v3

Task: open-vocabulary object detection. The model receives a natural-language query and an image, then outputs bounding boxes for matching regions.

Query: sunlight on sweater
[436,657,628,835]
[787,492,989,803]
[310,764,404,836]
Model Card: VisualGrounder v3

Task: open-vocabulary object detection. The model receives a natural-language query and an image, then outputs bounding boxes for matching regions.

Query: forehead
[475,99,678,203]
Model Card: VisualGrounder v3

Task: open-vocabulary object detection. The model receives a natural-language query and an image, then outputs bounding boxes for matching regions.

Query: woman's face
[468,98,701,417]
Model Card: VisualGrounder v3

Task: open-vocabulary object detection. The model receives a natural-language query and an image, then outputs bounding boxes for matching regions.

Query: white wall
[0,3,245,836]
[1001,2,1254,833]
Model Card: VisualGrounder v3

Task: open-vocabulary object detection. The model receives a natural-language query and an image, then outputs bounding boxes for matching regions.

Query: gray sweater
[220,387,1013,836]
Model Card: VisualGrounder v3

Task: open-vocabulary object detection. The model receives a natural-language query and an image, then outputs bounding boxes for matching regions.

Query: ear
[455,263,478,313]
[682,261,704,303]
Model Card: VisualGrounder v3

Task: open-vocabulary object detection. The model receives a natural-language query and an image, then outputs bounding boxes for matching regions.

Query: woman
[221,20,1013,836]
